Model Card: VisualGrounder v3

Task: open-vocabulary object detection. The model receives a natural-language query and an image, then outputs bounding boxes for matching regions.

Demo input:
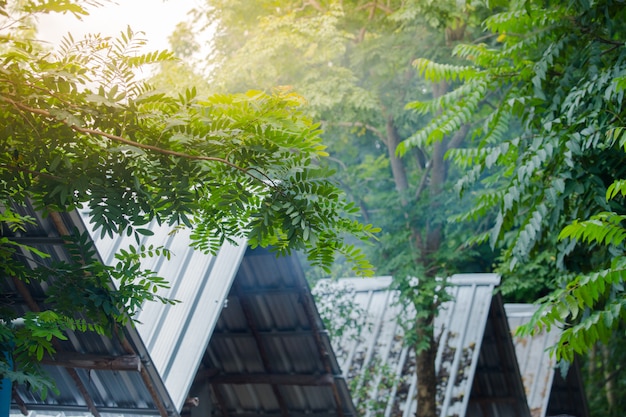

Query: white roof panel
[505,303,559,417]
[81,212,247,412]
[314,274,530,417]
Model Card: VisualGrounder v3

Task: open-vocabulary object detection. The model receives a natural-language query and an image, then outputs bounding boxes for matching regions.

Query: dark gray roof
[188,247,356,417]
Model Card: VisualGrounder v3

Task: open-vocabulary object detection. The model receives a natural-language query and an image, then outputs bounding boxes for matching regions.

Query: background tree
[404,0,626,415]
[0,0,377,396]
[150,21,210,95]
[190,1,493,416]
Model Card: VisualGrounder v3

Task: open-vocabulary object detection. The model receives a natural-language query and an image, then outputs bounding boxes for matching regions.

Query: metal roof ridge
[320,276,393,292]
[328,274,501,290]
[504,303,540,318]
[447,273,501,286]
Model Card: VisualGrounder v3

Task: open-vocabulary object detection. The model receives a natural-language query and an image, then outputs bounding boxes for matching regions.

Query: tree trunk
[602,344,615,410]
[382,115,439,417]
[414,79,457,417]
[415,314,438,417]
[381,53,466,417]
[386,116,409,194]
[589,343,596,375]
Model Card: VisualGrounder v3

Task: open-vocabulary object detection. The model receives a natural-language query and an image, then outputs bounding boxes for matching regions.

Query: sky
[37,0,201,52]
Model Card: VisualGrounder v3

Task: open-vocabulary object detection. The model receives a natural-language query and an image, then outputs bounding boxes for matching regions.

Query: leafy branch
[2,95,265,183]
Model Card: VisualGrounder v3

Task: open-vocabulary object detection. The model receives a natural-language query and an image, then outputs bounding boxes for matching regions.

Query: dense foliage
[192,2,494,416]
[405,0,626,412]
[198,0,489,304]
[0,0,377,395]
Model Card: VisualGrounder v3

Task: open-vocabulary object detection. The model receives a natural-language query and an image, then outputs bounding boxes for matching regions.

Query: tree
[192,1,491,416]
[0,0,377,396]
[149,20,211,96]
[404,0,626,392]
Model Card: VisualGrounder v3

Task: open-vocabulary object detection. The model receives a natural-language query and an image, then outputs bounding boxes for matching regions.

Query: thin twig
[472,32,500,44]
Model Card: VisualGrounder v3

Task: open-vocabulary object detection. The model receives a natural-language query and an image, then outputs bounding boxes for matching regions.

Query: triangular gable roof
[84,212,248,412]
[88,216,354,417]
[505,304,589,417]
[5,204,175,416]
[187,247,356,417]
[7,206,352,417]
[314,275,530,417]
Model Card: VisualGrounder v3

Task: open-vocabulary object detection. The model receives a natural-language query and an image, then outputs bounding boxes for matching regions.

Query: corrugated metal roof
[505,304,589,417]
[7,205,353,417]
[5,203,175,417]
[84,214,354,417]
[82,211,248,412]
[314,275,530,417]
[505,304,558,417]
[188,247,357,417]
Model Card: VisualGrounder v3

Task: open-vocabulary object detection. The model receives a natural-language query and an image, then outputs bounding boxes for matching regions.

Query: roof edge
[447,273,501,286]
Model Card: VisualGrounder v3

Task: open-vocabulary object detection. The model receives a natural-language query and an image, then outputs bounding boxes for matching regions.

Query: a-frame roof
[314,275,530,417]
[89,215,355,417]
[505,304,589,417]
[188,247,356,417]
[4,204,175,416]
[84,212,248,413]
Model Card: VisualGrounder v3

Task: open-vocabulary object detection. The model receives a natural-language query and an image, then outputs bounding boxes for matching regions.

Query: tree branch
[306,0,325,12]
[472,32,500,44]
[354,1,393,15]
[375,3,393,14]
[601,43,622,56]
[446,123,469,151]
[598,364,622,387]
[2,96,279,188]
[414,162,432,201]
